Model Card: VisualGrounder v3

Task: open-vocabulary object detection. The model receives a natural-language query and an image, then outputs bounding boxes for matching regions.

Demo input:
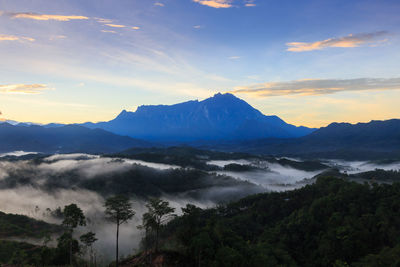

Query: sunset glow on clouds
[8,12,89,21]
[231,78,400,97]
[0,84,51,94]
[287,32,389,52]
[0,34,34,42]
[0,0,399,126]
[193,0,233,8]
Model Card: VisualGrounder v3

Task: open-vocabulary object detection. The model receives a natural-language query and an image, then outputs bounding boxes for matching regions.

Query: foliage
[158,177,400,266]
[80,231,98,267]
[140,198,175,252]
[62,203,86,229]
[0,210,62,239]
[105,195,135,225]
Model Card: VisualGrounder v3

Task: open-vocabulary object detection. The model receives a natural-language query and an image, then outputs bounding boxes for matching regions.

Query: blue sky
[0,0,399,127]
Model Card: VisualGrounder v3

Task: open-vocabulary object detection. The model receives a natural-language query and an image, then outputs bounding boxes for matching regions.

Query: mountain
[227,119,400,159]
[82,93,314,142]
[0,123,152,154]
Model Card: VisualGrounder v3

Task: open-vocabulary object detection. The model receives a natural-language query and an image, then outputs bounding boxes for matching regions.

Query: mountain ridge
[82,93,315,142]
[0,123,153,154]
[209,118,400,160]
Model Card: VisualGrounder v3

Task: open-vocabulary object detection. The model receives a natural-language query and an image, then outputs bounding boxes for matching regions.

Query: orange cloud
[230,78,400,97]
[105,23,126,28]
[0,84,51,94]
[193,0,232,8]
[10,12,88,21]
[0,34,34,42]
[287,31,389,52]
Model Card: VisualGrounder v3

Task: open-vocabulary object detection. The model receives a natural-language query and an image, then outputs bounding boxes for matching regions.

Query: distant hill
[82,93,314,142]
[0,123,152,154]
[226,119,400,159]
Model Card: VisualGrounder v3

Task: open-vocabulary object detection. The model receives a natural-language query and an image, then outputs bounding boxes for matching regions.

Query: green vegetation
[0,211,61,239]
[112,146,329,171]
[139,198,176,253]
[351,169,400,182]
[133,176,400,266]
[62,203,87,265]
[223,163,266,172]
[80,231,98,267]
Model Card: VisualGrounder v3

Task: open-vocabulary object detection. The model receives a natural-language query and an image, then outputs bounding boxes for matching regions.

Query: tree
[141,198,175,252]
[63,204,86,229]
[80,232,98,267]
[104,195,135,267]
[62,204,86,266]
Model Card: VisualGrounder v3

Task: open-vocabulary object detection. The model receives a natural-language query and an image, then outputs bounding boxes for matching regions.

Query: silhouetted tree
[141,198,175,252]
[104,195,135,267]
[62,203,86,265]
[80,231,97,267]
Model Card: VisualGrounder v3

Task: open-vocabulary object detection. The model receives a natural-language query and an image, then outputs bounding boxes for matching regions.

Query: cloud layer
[0,34,34,42]
[0,84,51,94]
[287,31,389,52]
[193,0,256,8]
[231,78,400,97]
[9,12,89,21]
[193,0,233,8]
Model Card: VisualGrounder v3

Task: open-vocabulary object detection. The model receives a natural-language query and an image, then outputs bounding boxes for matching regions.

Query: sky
[0,0,399,127]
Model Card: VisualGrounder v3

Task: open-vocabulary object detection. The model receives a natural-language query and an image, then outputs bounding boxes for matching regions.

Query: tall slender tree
[141,198,175,252]
[62,203,86,266]
[80,231,98,267]
[104,195,135,267]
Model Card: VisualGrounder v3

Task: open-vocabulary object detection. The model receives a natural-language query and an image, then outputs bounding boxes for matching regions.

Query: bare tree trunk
[70,237,73,266]
[116,223,119,267]
[155,225,159,252]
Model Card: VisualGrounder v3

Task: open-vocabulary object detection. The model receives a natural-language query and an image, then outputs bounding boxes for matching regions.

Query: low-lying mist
[1,152,400,263]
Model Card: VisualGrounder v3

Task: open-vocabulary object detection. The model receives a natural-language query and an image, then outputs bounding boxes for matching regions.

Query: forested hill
[127,176,400,266]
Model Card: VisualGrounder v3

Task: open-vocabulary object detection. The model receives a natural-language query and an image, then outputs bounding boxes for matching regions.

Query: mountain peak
[85,93,314,141]
[212,92,236,98]
[116,109,130,119]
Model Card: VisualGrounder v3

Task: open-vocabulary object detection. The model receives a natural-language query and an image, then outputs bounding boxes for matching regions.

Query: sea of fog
[0,152,400,263]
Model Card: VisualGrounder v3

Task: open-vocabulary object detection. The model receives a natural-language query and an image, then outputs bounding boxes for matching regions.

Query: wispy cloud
[193,0,233,8]
[0,84,52,94]
[230,78,400,97]
[94,18,113,24]
[287,31,389,52]
[0,34,34,42]
[193,0,256,8]
[132,26,140,30]
[154,2,165,7]
[228,56,241,60]
[101,30,117,34]
[49,35,67,40]
[8,12,89,21]
[244,0,256,7]
[105,23,126,28]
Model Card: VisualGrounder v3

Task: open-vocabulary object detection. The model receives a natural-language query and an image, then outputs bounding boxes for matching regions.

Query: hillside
[126,176,400,266]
